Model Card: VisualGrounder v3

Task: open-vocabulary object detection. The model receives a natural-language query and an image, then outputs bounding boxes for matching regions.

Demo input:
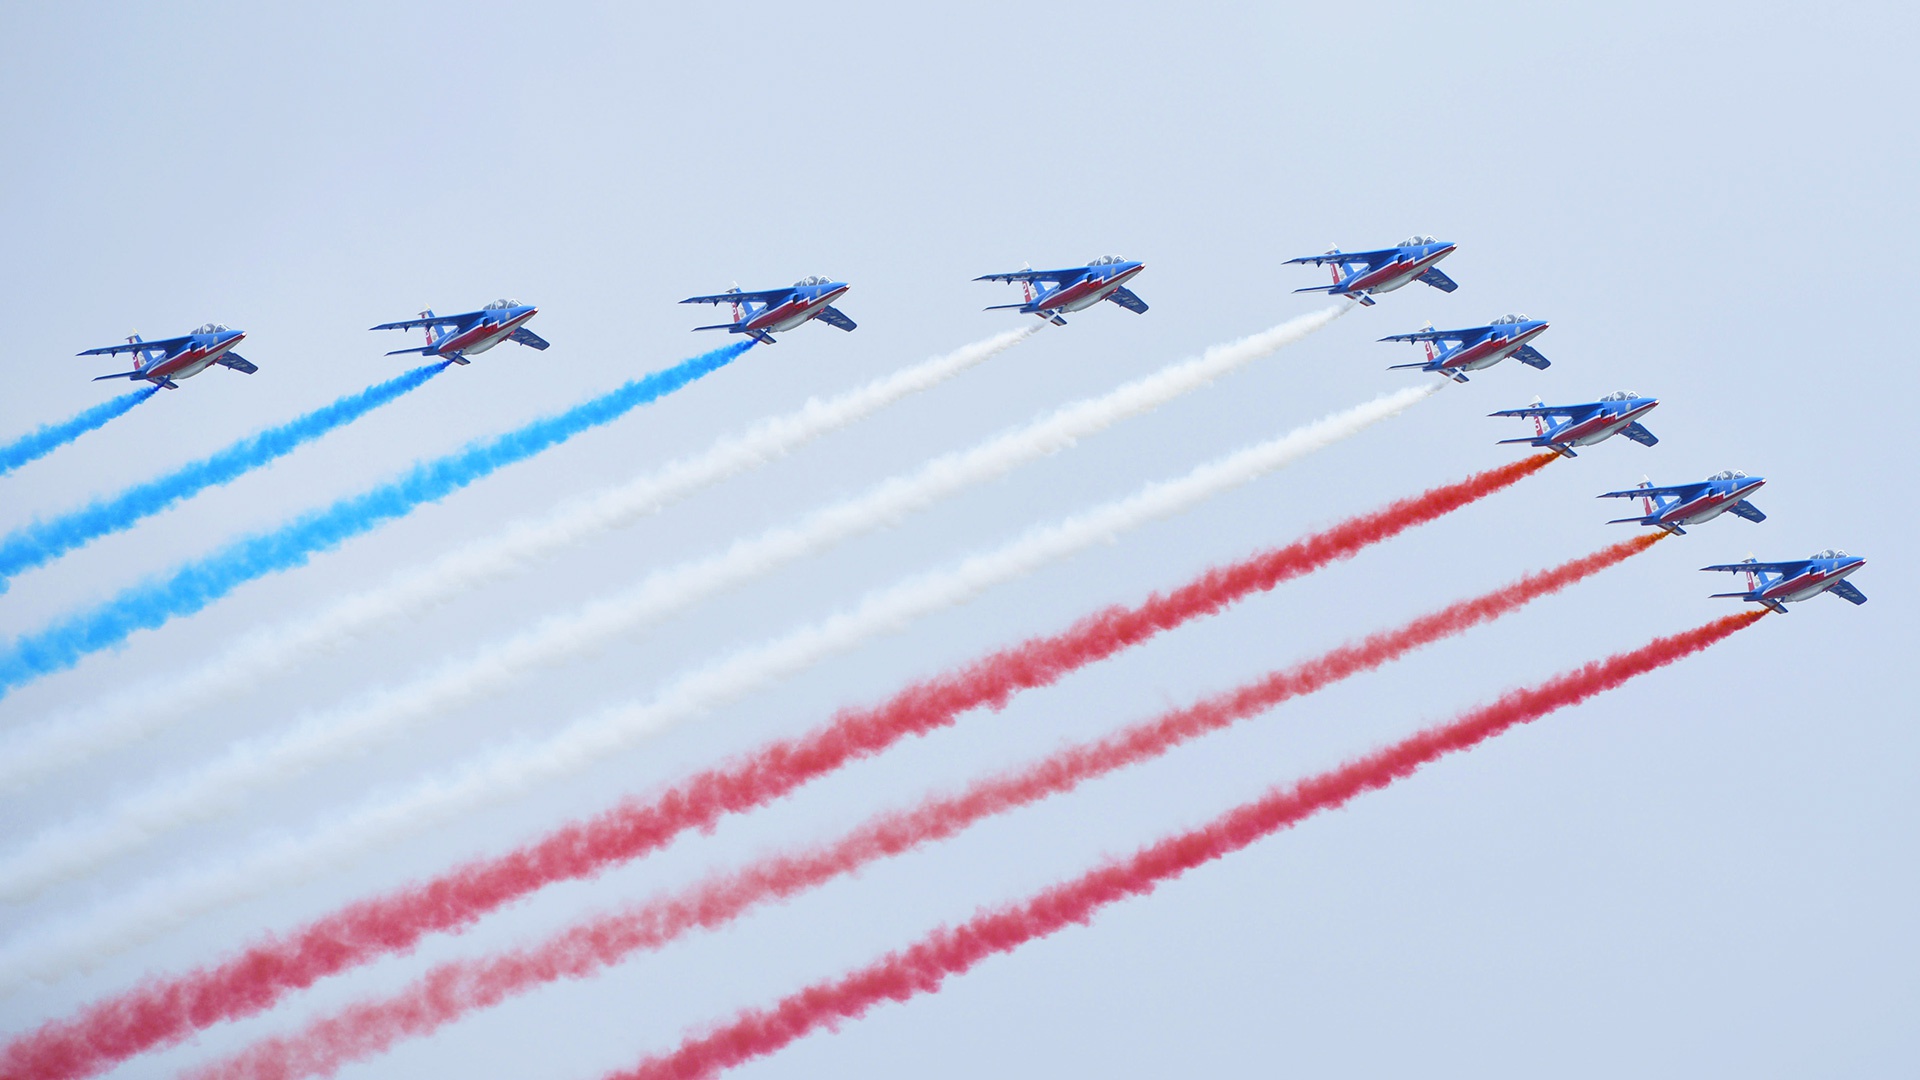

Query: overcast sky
[3,2,1917,1077]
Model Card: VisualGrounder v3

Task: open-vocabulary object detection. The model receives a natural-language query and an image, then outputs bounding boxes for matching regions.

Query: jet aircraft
[1286,235,1458,306]
[1381,314,1550,382]
[1701,549,1867,613]
[680,277,854,345]
[974,255,1148,325]
[370,299,548,365]
[79,324,255,389]
[1599,470,1766,535]
[1491,390,1660,456]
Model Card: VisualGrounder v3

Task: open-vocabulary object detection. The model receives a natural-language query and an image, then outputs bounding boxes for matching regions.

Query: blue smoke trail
[0,363,449,591]
[0,341,750,698]
[0,387,161,478]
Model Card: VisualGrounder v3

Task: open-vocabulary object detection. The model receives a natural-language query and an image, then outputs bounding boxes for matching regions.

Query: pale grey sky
[2,2,1916,1077]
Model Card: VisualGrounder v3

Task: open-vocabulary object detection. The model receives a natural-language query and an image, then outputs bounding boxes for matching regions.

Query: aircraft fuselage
[147,332,246,383]
[745,286,849,333]
[1653,478,1768,530]
[1342,244,1456,296]
[1034,264,1145,314]
[437,308,538,357]
[1759,560,1865,605]
[1440,322,1549,373]
[1553,399,1659,448]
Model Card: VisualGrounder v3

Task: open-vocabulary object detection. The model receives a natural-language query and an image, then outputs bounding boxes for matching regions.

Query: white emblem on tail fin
[1021,262,1036,306]
[126,333,146,372]
[728,284,744,324]
[1326,246,1345,287]
[418,310,440,350]
[1531,396,1546,437]
[1640,476,1655,518]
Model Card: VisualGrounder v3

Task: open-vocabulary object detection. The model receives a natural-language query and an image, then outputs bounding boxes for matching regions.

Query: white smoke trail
[0,308,1344,900]
[0,328,1036,796]
[0,379,1433,988]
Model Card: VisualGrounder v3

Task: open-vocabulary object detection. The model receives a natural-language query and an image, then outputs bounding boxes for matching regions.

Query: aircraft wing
[815,305,857,332]
[1418,266,1460,292]
[215,352,258,374]
[1488,403,1583,418]
[1727,499,1766,523]
[78,335,190,357]
[1285,248,1396,266]
[1105,286,1149,314]
[973,268,1085,284]
[1598,482,1708,499]
[369,313,475,331]
[1380,329,1466,344]
[1618,420,1658,446]
[508,327,551,350]
[1700,560,1809,574]
[1829,580,1868,605]
[680,289,791,306]
[1511,343,1550,369]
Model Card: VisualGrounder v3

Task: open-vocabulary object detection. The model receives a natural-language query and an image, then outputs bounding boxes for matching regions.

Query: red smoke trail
[187,532,1661,1080]
[613,611,1765,1080]
[0,455,1553,1080]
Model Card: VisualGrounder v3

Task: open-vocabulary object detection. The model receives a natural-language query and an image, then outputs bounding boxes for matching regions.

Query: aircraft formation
[64,236,1862,612]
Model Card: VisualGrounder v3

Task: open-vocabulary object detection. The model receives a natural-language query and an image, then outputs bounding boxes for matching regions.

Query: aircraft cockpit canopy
[191,323,233,335]
[484,298,522,310]
[1812,548,1852,560]
[1708,469,1749,481]
[1598,390,1640,402]
[1397,234,1440,247]
[793,275,835,287]
[1490,313,1531,325]
[1087,254,1129,266]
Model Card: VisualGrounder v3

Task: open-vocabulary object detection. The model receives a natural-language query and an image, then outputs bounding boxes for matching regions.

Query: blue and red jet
[1287,236,1458,306]
[371,299,549,365]
[1492,391,1660,457]
[1702,549,1867,613]
[974,256,1148,326]
[681,277,855,345]
[1600,469,1767,535]
[1380,314,1551,382]
[80,323,256,389]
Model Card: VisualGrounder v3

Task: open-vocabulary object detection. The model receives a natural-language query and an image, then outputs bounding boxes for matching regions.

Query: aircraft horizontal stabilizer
[690,323,738,333]
[1494,435,1546,445]
[1387,361,1437,371]
[982,303,1032,312]
[385,346,438,356]
[91,370,145,382]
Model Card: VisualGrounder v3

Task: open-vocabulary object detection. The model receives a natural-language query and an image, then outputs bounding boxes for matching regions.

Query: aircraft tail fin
[1528,396,1546,437]
[1325,247,1345,287]
[126,333,147,372]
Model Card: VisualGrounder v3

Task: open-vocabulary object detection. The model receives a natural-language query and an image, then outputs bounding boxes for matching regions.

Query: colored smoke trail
[0,343,749,700]
[184,535,1661,1080]
[0,387,159,478]
[0,327,1036,794]
[0,445,1544,1079]
[0,364,446,588]
[609,612,1764,1080]
[0,381,1431,982]
[0,311,1345,892]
